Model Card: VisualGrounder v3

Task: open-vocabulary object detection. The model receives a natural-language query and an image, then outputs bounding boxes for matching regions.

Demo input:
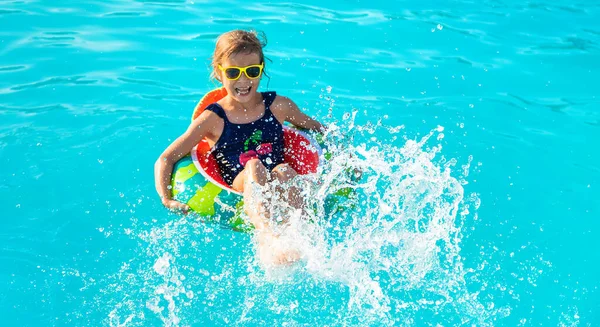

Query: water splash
[100,112,503,326]
[242,115,502,325]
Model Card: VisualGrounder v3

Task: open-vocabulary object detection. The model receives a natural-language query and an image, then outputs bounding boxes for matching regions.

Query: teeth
[236,86,251,95]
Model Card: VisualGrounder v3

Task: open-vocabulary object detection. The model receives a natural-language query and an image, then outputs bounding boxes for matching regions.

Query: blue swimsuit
[205,91,285,186]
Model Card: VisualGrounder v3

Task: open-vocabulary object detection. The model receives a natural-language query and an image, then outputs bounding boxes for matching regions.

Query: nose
[236,73,257,85]
[238,71,250,82]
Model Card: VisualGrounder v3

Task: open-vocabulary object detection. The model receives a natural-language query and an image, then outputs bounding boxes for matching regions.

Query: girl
[154,30,324,266]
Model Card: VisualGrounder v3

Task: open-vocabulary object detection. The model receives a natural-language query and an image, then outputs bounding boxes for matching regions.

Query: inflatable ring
[171,88,324,231]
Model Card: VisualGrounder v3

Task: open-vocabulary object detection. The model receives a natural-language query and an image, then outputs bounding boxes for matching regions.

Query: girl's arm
[154,112,213,212]
[273,96,325,132]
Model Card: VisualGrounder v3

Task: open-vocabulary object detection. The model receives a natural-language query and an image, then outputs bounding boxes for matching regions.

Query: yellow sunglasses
[218,63,264,80]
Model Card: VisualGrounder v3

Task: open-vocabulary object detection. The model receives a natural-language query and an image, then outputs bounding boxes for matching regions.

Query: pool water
[1,0,598,326]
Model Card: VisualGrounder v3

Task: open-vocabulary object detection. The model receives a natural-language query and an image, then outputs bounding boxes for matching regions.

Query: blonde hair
[210,30,267,82]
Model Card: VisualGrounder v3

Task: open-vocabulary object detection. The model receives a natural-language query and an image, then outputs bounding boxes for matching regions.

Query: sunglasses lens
[225,68,241,80]
[246,66,261,78]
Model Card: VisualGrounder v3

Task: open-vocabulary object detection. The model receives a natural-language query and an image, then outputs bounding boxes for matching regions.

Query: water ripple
[136,92,204,101]
[491,131,533,145]
[1,29,137,55]
[102,11,150,17]
[0,103,143,117]
[384,10,499,45]
[523,2,587,14]
[583,28,600,36]
[5,76,98,94]
[0,104,69,115]
[253,3,386,25]
[117,77,182,90]
[517,33,597,55]
[485,96,527,111]
[251,17,286,24]
[430,56,474,66]
[212,18,252,24]
[506,94,600,119]
[131,66,161,71]
[134,0,187,7]
[0,8,27,15]
[190,32,220,40]
[0,65,29,72]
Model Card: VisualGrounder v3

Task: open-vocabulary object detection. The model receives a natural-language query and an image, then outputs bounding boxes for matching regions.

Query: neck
[226,92,262,111]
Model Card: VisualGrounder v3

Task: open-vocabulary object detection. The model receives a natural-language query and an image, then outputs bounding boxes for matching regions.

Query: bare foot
[256,232,302,266]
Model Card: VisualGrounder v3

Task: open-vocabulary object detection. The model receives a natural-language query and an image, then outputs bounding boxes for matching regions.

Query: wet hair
[210,29,267,82]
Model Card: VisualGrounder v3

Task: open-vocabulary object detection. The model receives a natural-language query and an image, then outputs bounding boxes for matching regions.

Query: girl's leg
[270,163,304,211]
[231,159,300,265]
[232,158,271,230]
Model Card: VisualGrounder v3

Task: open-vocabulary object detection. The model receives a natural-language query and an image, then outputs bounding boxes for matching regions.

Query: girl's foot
[256,231,301,266]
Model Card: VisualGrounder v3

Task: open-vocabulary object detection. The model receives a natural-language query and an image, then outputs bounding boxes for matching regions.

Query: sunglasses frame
[218,63,264,80]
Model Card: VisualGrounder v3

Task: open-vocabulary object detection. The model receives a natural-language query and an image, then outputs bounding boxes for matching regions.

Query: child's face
[219,52,262,104]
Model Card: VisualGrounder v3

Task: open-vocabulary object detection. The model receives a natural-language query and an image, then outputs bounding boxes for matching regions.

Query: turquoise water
[2,0,599,326]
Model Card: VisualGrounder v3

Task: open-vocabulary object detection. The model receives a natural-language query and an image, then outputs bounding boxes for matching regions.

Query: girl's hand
[162,199,191,214]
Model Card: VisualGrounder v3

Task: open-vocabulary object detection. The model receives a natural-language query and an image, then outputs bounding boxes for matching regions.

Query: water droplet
[469,104,475,108]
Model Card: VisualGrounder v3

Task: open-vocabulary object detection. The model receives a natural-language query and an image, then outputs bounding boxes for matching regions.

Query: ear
[214,69,222,83]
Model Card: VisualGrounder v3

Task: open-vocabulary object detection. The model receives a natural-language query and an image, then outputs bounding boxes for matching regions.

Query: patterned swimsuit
[205,91,285,186]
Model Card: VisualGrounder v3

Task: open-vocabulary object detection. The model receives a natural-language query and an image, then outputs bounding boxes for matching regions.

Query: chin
[229,86,258,103]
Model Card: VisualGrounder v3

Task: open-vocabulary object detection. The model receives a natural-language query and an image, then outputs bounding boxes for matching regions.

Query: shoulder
[204,102,226,117]
[266,93,295,124]
[271,94,298,112]
[189,106,223,133]
[195,105,223,122]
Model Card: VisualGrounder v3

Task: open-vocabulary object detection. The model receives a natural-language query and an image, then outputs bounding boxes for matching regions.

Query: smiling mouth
[235,86,251,96]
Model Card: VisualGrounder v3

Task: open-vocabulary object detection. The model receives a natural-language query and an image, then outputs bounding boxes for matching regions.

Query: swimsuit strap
[204,103,228,122]
[262,91,277,110]
[205,92,277,122]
